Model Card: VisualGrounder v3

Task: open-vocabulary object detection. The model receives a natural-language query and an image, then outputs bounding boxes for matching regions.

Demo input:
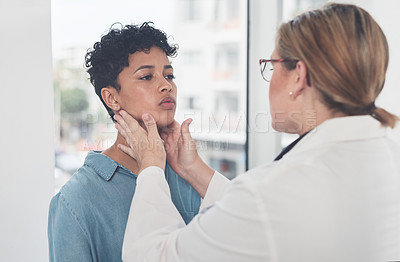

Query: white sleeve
[122,166,273,262]
[199,171,230,211]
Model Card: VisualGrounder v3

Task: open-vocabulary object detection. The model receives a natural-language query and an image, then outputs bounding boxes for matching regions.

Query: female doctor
[115,3,400,262]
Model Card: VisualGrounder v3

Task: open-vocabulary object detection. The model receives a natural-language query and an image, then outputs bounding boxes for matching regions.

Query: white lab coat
[122,115,400,262]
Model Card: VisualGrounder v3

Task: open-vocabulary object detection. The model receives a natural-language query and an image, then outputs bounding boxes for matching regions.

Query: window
[214,43,239,81]
[182,0,202,21]
[215,91,239,113]
[52,0,248,191]
[181,96,203,110]
[215,0,239,21]
[181,51,203,65]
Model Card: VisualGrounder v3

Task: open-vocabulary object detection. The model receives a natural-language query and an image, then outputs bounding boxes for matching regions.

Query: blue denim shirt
[48,151,201,262]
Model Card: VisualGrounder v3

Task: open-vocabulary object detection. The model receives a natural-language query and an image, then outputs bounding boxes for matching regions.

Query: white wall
[0,0,54,261]
[344,0,400,113]
[248,0,283,168]
[351,0,400,144]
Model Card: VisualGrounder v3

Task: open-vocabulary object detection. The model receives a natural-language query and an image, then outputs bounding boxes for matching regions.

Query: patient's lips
[159,97,176,110]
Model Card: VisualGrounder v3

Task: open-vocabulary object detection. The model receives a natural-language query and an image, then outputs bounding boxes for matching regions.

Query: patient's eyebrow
[164,65,173,70]
[134,65,154,73]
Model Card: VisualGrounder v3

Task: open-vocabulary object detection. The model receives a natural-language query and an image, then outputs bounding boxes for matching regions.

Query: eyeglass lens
[261,61,273,82]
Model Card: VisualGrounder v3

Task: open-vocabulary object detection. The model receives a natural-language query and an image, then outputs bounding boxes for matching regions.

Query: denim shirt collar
[84,151,137,181]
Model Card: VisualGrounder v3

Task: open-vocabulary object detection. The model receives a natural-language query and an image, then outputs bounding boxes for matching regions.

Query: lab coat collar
[287,115,386,157]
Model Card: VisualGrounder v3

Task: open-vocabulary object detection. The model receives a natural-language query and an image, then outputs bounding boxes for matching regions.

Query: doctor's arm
[122,166,270,262]
[115,111,270,261]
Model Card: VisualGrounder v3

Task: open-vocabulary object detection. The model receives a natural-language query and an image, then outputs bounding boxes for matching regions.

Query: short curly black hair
[84,22,178,120]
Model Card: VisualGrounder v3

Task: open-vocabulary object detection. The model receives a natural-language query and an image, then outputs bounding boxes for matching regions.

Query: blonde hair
[276,3,399,128]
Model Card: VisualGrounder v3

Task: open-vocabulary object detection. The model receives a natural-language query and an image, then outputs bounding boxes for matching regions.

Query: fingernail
[143,113,151,121]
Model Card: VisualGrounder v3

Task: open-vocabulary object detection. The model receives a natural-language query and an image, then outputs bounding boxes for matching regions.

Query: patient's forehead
[127,46,171,68]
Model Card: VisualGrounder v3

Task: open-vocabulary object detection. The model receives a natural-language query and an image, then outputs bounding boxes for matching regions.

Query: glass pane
[173,0,247,180]
[52,0,248,192]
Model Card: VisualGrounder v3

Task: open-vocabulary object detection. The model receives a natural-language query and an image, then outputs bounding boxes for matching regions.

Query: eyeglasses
[259,59,299,82]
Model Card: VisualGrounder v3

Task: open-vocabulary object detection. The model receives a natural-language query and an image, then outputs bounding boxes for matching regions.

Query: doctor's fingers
[115,110,143,134]
[141,113,162,143]
[181,118,195,144]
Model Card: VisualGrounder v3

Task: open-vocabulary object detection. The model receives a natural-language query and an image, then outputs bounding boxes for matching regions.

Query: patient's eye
[165,74,175,80]
[139,74,153,80]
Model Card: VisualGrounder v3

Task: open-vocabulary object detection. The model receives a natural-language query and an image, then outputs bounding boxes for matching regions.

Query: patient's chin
[156,118,175,128]
[137,109,174,129]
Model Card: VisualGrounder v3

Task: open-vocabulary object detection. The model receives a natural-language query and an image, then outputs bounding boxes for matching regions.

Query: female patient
[47,22,201,262]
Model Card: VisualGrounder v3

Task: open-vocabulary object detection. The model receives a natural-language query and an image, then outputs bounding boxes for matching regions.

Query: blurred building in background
[52,0,248,191]
[172,0,248,179]
[53,47,116,193]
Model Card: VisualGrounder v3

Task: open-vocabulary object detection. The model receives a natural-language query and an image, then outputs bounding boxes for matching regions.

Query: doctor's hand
[161,119,214,197]
[114,110,166,173]
[160,119,198,175]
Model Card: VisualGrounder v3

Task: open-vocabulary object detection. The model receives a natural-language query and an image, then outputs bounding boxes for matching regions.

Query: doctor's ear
[292,61,310,98]
[101,86,120,111]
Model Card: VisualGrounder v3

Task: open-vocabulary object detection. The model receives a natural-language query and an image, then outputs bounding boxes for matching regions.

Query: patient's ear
[101,86,120,111]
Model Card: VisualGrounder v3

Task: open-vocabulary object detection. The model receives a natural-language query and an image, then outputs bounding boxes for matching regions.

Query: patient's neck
[102,133,140,175]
